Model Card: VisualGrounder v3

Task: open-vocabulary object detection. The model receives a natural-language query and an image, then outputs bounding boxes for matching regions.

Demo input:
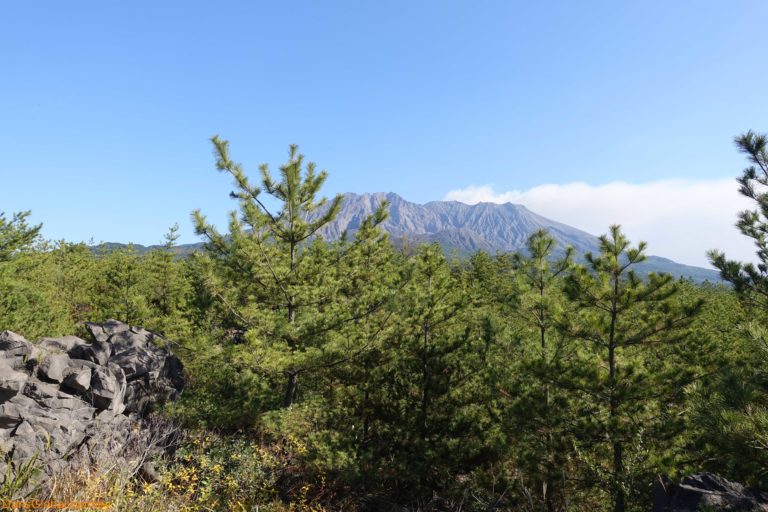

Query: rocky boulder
[37,335,86,353]
[0,359,28,402]
[0,320,184,491]
[653,473,768,511]
[37,353,72,383]
[0,331,32,357]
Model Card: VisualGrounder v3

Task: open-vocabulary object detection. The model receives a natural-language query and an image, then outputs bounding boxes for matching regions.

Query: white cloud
[444,179,756,268]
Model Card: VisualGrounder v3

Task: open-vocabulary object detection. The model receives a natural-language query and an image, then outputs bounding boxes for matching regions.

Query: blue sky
[2,1,767,265]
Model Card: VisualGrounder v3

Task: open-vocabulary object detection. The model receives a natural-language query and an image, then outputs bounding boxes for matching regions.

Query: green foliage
[709,130,768,303]
[0,454,41,499]
[50,241,101,327]
[348,245,498,501]
[0,247,71,338]
[7,134,768,510]
[95,244,151,325]
[698,129,768,486]
[192,138,393,416]
[142,224,194,337]
[564,226,703,512]
[502,230,577,511]
[0,210,41,262]
[158,431,286,510]
[688,320,768,486]
[0,223,195,339]
[0,211,66,338]
[166,329,273,429]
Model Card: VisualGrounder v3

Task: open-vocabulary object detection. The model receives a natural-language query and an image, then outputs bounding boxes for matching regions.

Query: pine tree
[709,131,768,303]
[145,223,191,336]
[700,130,768,486]
[0,210,41,261]
[0,211,70,337]
[193,137,389,408]
[97,244,150,325]
[507,229,574,511]
[360,245,492,501]
[564,226,702,512]
[51,241,99,327]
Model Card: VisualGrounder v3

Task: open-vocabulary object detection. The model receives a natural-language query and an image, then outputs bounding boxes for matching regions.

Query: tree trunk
[420,324,430,440]
[609,272,624,512]
[540,276,557,512]
[613,441,625,512]
[283,370,298,407]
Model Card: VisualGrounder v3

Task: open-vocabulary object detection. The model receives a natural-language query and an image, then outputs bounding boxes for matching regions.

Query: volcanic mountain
[315,192,720,282]
[102,192,720,282]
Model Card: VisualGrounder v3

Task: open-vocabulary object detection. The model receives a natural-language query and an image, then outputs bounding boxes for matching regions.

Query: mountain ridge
[315,192,719,282]
[96,192,721,282]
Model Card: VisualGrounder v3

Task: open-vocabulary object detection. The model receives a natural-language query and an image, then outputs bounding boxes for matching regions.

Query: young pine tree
[0,211,41,262]
[193,138,389,408]
[507,230,574,511]
[0,212,71,337]
[709,130,768,303]
[361,245,493,501]
[51,241,100,328]
[564,226,702,512]
[701,130,768,486]
[95,244,151,325]
[144,223,192,337]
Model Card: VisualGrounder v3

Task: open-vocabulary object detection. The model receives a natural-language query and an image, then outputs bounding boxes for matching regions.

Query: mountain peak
[321,192,720,282]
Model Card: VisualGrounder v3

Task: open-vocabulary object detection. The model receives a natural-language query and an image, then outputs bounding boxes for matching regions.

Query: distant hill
[91,242,202,257]
[96,192,721,282]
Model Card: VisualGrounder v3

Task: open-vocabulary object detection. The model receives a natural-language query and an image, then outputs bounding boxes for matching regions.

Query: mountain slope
[316,192,721,282]
[318,192,595,253]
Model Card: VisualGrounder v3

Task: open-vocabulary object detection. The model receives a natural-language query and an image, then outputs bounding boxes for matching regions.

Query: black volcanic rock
[0,321,184,492]
[653,473,768,511]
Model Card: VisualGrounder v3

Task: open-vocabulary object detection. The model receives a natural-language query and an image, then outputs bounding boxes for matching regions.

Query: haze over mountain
[103,192,720,282]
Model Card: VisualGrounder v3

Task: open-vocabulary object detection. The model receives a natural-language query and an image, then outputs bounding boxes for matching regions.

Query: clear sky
[2,1,767,266]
